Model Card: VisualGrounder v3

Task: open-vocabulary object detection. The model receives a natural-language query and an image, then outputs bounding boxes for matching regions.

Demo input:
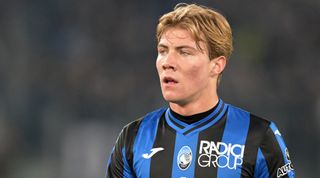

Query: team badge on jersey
[177,146,192,170]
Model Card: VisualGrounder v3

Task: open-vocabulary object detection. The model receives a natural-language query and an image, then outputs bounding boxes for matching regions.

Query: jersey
[106,100,295,178]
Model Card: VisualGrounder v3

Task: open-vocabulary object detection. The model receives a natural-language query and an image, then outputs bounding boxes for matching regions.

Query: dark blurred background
[0,0,319,177]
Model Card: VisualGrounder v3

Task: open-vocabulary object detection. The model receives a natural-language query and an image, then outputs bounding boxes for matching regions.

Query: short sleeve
[106,129,134,178]
[254,122,295,178]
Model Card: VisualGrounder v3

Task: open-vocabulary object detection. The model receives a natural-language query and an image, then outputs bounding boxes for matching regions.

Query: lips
[163,76,178,84]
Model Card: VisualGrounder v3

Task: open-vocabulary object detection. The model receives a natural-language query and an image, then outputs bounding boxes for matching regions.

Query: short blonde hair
[156,3,233,60]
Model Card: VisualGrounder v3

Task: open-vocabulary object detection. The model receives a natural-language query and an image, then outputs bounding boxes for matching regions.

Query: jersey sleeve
[106,119,142,178]
[106,128,135,178]
[254,122,295,178]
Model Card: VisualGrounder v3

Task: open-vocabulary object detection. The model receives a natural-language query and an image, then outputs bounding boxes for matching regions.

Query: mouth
[163,76,178,84]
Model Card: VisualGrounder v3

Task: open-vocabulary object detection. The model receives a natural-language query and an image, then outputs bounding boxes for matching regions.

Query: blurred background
[0,0,319,177]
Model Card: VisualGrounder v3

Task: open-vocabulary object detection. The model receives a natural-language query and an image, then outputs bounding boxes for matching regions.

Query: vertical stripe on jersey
[241,114,270,177]
[195,113,228,178]
[269,123,293,165]
[217,106,250,178]
[254,148,269,178]
[269,122,295,178]
[122,148,134,178]
[171,132,199,178]
[106,148,114,178]
[107,147,114,167]
[260,126,288,178]
[150,116,176,178]
[132,108,166,178]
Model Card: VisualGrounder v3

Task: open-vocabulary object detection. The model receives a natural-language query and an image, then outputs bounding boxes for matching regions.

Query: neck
[169,94,219,116]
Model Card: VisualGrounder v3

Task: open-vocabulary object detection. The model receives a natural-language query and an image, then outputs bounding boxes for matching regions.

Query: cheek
[156,57,162,74]
[183,64,210,88]
[185,64,205,80]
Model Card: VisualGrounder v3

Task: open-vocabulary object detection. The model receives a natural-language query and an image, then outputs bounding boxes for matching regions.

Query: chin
[162,94,178,102]
[161,90,187,104]
[162,94,184,104]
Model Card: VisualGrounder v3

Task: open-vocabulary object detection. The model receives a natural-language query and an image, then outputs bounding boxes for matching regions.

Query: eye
[158,48,167,55]
[179,50,191,56]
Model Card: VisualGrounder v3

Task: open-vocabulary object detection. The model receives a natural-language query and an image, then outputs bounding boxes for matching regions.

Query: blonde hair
[156,3,233,60]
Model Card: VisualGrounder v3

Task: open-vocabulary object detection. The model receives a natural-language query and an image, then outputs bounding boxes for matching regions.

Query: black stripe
[194,113,228,178]
[123,118,144,178]
[107,146,124,178]
[150,114,177,178]
[241,114,270,177]
[108,118,142,178]
[260,127,288,178]
[183,103,226,135]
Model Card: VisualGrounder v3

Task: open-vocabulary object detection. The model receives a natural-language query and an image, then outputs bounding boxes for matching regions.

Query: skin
[156,27,227,116]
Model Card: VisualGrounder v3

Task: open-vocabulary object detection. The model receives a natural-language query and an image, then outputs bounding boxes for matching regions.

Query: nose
[162,52,177,71]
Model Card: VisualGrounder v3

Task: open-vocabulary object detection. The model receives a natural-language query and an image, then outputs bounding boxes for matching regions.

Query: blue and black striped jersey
[106,100,295,178]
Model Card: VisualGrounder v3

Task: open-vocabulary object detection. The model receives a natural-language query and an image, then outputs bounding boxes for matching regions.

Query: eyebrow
[157,44,197,51]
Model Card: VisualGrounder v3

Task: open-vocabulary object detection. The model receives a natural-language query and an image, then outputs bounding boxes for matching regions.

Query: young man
[106,3,295,178]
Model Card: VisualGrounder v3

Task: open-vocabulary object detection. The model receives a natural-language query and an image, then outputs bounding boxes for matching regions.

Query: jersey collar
[165,99,228,136]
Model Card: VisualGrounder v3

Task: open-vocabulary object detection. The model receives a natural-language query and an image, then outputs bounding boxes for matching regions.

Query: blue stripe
[105,147,114,178]
[107,156,111,167]
[217,106,250,178]
[107,147,114,167]
[122,148,134,178]
[171,132,199,178]
[269,122,295,177]
[132,108,166,178]
[254,148,269,178]
[269,122,288,163]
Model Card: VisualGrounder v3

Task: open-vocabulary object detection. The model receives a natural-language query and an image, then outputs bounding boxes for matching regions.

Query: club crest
[177,146,192,170]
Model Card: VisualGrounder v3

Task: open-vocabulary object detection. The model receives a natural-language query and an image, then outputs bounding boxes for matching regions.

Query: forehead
[159,27,196,45]
[158,27,207,51]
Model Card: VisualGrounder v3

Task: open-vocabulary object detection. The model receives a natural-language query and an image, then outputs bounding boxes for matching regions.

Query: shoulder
[249,114,271,133]
[121,107,167,136]
[229,104,288,148]
[227,103,273,138]
[228,104,271,126]
[115,108,166,148]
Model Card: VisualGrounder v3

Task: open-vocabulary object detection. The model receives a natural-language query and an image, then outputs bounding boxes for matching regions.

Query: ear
[209,56,227,76]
